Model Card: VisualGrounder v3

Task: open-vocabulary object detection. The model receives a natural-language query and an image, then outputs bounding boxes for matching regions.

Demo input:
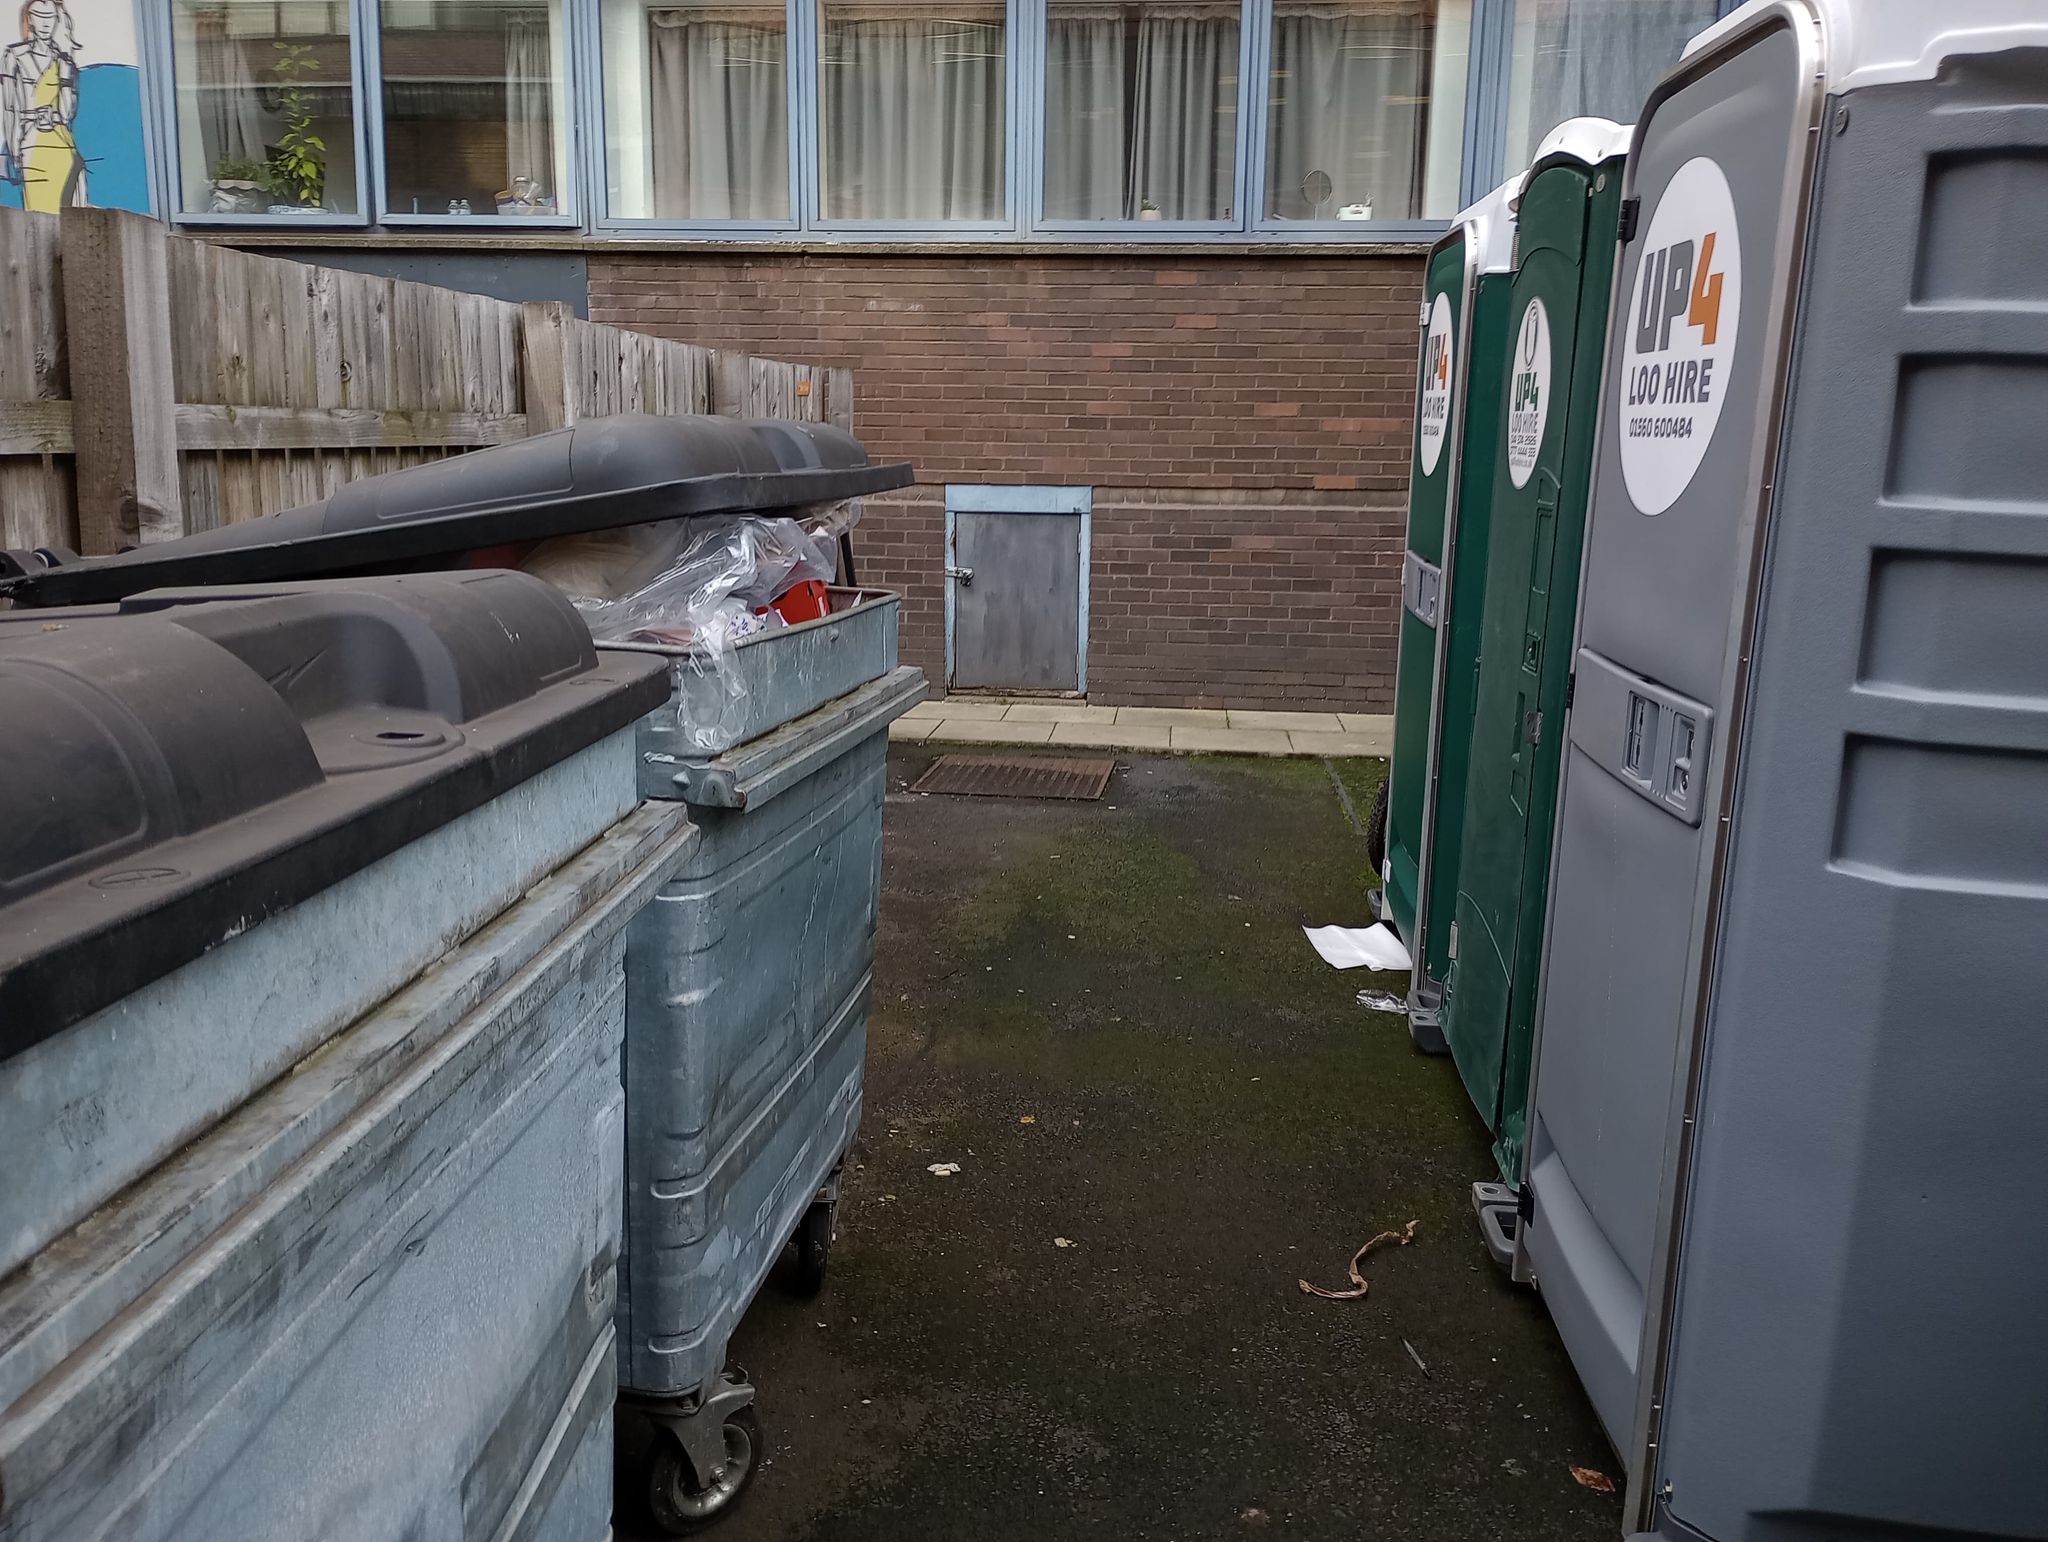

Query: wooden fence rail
[0,206,852,556]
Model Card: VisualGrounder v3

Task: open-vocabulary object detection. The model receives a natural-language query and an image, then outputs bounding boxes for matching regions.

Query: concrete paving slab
[1048,721,1172,750]
[919,699,1013,721]
[1290,729,1394,757]
[927,718,1056,745]
[1114,706,1230,727]
[1170,726,1295,755]
[1001,702,1121,724]
[1227,709,1346,733]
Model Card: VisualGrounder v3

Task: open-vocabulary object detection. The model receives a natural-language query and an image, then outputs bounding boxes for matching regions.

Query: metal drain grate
[910,753,1116,801]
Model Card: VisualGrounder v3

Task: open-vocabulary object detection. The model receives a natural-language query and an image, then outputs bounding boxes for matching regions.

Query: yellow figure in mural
[2,0,85,211]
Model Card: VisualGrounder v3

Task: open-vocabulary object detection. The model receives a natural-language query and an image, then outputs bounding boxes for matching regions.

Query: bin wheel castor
[793,1200,834,1296]
[646,1405,762,1533]
[1364,772,1389,875]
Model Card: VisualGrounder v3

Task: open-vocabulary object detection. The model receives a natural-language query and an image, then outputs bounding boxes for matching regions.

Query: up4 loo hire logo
[1418,291,1454,476]
[1619,157,1742,515]
[1506,296,1550,490]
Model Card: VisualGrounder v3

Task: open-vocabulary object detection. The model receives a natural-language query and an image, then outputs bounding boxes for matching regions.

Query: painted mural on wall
[1,0,149,212]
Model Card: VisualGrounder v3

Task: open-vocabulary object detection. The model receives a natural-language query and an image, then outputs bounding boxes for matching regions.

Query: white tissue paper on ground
[1302,923,1413,972]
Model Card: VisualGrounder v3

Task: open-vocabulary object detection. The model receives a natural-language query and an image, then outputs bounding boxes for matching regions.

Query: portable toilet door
[1377,178,1517,1049]
[1515,2,2048,1535]
[1435,121,1631,1210]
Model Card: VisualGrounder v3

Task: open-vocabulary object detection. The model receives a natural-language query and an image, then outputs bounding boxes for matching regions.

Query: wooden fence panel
[0,208,847,548]
[0,210,72,550]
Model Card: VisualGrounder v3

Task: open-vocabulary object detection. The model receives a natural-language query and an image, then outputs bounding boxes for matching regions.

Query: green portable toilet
[1434,120,1633,1222]
[1376,175,1518,1050]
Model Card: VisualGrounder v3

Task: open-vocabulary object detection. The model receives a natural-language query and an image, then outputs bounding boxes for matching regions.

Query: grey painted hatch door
[947,487,1091,693]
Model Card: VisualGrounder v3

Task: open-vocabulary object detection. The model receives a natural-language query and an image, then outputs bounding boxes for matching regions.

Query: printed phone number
[1627,415,1694,440]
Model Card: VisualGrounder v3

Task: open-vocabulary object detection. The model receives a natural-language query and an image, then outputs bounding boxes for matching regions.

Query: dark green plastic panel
[1383,236,1468,948]
[1440,156,1627,1181]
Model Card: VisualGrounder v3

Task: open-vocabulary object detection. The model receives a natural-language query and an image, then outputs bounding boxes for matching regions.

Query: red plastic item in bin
[767,579,832,625]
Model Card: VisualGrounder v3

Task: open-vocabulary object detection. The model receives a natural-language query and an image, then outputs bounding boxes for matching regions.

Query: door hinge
[1564,671,1576,711]
[1526,709,1544,747]
[1618,196,1642,244]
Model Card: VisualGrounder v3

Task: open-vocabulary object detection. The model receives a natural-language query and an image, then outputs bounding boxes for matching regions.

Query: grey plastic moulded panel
[1521,16,1818,1455]
[0,794,697,1541]
[1522,3,2048,1538]
[616,630,925,1401]
[1645,33,2048,1542]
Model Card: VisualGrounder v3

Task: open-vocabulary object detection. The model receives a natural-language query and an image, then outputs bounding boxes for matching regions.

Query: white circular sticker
[1506,296,1551,490]
[1417,291,1454,477]
[1618,157,1742,515]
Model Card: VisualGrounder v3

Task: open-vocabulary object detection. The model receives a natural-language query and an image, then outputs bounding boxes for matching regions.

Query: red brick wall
[587,250,1425,709]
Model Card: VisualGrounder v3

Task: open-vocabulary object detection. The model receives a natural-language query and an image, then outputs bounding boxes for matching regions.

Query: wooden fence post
[710,351,754,418]
[60,207,183,553]
[519,300,576,433]
[824,366,855,435]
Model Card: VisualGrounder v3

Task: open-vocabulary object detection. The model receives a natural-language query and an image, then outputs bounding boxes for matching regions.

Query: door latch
[945,565,974,585]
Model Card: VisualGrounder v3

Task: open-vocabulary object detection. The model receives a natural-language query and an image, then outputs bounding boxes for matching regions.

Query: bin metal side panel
[0,728,641,1289]
[0,807,689,1542]
[1522,13,1812,1454]
[620,727,889,1399]
[1656,64,2048,1542]
[1384,233,1473,951]
[623,589,902,760]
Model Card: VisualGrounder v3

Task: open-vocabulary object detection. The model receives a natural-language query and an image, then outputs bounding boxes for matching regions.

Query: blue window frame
[148,0,1743,239]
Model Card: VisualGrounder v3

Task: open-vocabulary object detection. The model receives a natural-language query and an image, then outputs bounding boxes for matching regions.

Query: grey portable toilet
[1514,1,2048,1536]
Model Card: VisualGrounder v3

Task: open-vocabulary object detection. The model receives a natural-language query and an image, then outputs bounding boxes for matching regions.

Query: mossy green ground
[653,748,1617,1541]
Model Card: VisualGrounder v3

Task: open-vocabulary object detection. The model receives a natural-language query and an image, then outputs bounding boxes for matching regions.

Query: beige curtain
[819,8,1005,220]
[648,7,788,219]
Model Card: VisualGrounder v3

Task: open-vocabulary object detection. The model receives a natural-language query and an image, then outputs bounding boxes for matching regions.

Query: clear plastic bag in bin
[521,514,838,753]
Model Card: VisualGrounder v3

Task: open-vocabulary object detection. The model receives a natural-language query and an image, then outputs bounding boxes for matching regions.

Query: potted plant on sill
[207,154,269,214]
[1137,196,1162,221]
[261,40,328,213]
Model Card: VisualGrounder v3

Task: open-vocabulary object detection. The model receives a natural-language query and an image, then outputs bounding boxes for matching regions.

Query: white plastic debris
[1356,989,1408,1015]
[1302,922,1412,972]
[926,1161,962,1178]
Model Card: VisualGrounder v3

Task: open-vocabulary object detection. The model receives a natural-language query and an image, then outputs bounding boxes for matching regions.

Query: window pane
[170,0,358,216]
[819,0,1005,221]
[1264,0,1466,223]
[1503,0,1716,173]
[604,0,789,221]
[1043,0,1238,222]
[380,0,568,216]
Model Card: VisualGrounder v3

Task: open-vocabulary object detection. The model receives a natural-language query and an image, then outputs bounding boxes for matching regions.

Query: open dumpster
[0,572,688,1541]
[1516,2,2048,1534]
[1377,174,1519,1048]
[1,413,926,1530]
[1428,119,1631,1248]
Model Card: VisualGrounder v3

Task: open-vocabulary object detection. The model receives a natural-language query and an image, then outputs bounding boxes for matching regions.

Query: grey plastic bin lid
[0,571,671,1054]
[0,414,914,608]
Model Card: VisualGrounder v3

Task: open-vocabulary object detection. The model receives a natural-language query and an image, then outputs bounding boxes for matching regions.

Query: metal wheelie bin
[1376,173,1519,1049]
[0,573,687,1541]
[1424,120,1631,1251]
[1515,3,2048,1534]
[0,414,924,1531]
[611,600,920,1529]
